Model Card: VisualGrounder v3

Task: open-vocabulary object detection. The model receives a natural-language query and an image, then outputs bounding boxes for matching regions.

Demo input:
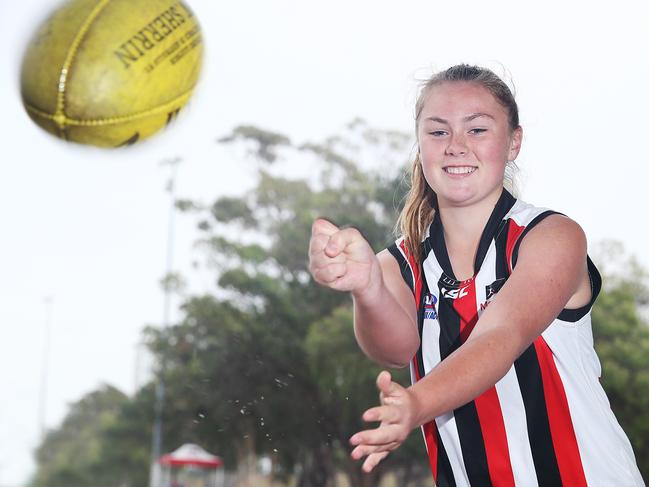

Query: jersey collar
[424,189,517,281]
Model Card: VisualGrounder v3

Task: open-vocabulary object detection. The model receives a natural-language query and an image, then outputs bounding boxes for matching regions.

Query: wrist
[351,263,384,305]
[409,382,433,428]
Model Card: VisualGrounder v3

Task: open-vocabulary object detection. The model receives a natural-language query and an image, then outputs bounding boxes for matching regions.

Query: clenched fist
[308,218,383,296]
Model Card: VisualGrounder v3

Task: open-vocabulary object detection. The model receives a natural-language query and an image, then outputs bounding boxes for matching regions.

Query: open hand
[349,371,418,473]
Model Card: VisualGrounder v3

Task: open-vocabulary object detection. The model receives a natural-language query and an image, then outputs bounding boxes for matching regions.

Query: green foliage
[159,271,187,294]
[29,385,149,487]
[142,120,426,485]
[217,125,291,163]
[31,122,649,486]
[592,245,649,479]
[210,196,256,226]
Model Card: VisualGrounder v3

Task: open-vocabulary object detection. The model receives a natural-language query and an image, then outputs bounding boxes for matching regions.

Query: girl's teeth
[445,166,476,174]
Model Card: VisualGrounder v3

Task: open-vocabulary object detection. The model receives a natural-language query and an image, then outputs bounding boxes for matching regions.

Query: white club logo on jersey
[441,285,470,300]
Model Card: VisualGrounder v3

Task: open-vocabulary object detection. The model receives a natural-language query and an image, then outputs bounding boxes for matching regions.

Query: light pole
[150,156,181,487]
[38,296,53,440]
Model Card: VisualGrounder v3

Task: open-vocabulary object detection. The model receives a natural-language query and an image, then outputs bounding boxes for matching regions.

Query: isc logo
[441,285,470,300]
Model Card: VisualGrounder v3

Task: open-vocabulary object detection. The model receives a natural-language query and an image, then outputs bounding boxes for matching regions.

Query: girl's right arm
[308,218,419,367]
[352,250,419,367]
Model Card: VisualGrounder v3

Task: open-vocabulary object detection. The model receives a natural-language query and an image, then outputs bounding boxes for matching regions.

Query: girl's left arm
[350,214,593,472]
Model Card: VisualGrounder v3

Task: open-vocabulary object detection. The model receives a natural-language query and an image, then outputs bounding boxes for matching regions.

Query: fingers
[311,262,348,285]
[349,421,407,474]
[351,440,399,461]
[376,370,406,407]
[323,227,363,258]
[350,424,401,473]
[308,225,342,260]
[310,219,363,258]
[350,422,407,448]
[309,221,370,290]
[310,219,343,259]
[362,451,390,473]
[362,404,402,424]
[376,370,393,394]
[311,218,339,237]
[308,218,378,294]
[349,372,415,473]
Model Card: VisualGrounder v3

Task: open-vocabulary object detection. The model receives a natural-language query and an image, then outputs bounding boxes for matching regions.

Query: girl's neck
[436,188,504,280]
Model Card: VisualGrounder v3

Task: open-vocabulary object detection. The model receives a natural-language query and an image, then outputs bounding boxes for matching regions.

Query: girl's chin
[435,186,503,208]
[434,185,476,203]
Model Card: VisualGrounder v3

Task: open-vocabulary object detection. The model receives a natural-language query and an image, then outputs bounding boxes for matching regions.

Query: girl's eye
[469,128,487,135]
[428,130,447,137]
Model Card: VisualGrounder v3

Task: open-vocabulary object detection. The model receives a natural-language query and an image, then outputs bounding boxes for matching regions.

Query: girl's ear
[508,126,523,161]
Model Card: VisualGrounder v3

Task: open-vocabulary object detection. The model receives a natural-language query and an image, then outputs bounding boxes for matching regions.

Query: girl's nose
[445,133,468,156]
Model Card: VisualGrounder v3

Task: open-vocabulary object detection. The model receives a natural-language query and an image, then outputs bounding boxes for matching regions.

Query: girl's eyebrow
[424,113,495,124]
[464,112,495,122]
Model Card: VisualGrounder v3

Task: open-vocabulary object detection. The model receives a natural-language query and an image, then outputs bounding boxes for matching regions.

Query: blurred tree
[591,242,649,480]
[30,120,429,487]
[29,385,136,487]
[147,119,429,486]
[31,122,649,486]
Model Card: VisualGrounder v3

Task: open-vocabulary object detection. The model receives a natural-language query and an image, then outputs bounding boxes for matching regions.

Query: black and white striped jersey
[388,189,644,487]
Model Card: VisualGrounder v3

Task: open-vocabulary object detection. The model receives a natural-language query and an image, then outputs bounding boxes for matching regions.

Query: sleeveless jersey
[387,190,644,487]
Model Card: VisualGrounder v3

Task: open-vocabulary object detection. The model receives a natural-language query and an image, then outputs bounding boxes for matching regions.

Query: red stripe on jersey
[412,355,422,380]
[455,280,516,486]
[534,338,587,487]
[505,220,526,274]
[412,355,440,480]
[399,239,422,307]
[456,279,478,343]
[423,421,439,479]
[474,388,516,486]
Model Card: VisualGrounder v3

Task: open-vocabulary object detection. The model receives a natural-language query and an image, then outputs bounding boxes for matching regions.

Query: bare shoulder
[519,214,586,254]
[516,214,591,308]
[377,248,409,290]
[377,248,402,272]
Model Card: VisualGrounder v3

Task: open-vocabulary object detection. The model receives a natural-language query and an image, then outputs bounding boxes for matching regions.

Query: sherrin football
[20,0,203,147]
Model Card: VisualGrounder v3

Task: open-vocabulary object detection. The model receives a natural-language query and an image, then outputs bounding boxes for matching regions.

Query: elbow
[374,353,412,369]
[366,342,419,369]
[373,357,412,369]
[387,359,412,369]
[353,318,421,369]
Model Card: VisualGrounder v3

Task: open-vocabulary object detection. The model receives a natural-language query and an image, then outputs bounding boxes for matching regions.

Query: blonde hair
[396,64,521,265]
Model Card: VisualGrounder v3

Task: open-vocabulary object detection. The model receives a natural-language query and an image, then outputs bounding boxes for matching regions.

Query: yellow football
[20,0,203,147]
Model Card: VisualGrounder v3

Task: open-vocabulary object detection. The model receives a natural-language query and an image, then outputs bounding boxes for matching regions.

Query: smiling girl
[308,65,644,486]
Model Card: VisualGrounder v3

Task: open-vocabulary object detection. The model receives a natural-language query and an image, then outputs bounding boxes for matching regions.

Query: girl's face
[417,81,522,209]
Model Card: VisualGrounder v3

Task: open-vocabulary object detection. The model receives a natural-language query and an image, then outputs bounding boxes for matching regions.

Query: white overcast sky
[1,0,648,485]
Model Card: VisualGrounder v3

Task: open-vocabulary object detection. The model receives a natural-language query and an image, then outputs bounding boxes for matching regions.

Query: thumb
[376,370,394,395]
[312,218,339,237]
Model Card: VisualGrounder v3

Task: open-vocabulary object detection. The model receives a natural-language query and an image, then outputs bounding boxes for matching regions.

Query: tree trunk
[342,453,382,487]
[234,420,257,487]
[295,446,335,487]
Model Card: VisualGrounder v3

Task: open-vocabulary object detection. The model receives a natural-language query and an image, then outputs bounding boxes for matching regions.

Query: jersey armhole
[510,211,602,323]
[557,257,602,322]
[510,210,560,269]
[387,242,415,296]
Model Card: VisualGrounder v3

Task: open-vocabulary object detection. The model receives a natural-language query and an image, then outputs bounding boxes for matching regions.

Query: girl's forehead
[421,82,505,117]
